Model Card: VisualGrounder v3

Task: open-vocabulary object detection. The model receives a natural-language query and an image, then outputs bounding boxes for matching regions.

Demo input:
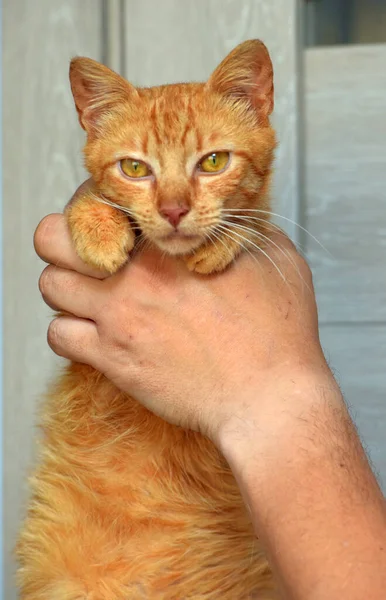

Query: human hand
[34,207,333,446]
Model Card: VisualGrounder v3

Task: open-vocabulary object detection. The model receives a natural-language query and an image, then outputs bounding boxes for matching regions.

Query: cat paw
[66,195,135,274]
[184,242,240,274]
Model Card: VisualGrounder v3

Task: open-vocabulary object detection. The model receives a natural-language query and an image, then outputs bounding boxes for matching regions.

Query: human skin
[34,213,386,599]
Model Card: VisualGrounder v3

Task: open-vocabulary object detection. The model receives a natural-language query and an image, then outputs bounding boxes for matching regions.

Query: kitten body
[17,41,278,599]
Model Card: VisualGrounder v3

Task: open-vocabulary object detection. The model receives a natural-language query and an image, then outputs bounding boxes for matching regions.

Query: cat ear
[206,40,274,122]
[69,57,138,133]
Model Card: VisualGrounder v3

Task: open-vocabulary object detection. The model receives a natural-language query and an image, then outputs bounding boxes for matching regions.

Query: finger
[268,230,298,253]
[34,213,109,279]
[47,316,102,367]
[39,265,104,320]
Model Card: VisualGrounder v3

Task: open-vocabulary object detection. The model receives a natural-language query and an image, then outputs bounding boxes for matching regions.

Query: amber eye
[198,151,230,174]
[120,158,151,178]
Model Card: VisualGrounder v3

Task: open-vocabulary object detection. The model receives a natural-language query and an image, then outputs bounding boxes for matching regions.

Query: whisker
[221,220,312,294]
[212,226,264,274]
[90,191,136,219]
[133,233,151,255]
[221,209,330,256]
[221,213,311,259]
[215,225,301,302]
[206,228,235,256]
[89,192,147,239]
[220,212,305,251]
[209,227,254,272]
[221,212,283,234]
[223,214,306,257]
[216,224,286,282]
[226,221,294,261]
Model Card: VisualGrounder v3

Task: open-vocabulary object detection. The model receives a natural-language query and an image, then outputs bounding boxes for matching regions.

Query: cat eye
[120,158,151,179]
[198,151,230,174]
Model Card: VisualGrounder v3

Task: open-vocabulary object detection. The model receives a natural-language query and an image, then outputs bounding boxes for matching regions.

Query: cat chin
[153,233,204,256]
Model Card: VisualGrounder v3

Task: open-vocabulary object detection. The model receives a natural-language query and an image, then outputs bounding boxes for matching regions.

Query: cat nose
[160,206,190,228]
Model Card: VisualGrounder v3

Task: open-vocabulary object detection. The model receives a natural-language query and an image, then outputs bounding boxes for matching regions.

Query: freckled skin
[17,41,279,599]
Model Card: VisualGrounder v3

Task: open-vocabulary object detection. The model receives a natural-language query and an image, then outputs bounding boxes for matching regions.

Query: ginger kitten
[17,40,278,599]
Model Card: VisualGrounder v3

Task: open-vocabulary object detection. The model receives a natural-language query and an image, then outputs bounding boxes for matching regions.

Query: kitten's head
[70,40,276,257]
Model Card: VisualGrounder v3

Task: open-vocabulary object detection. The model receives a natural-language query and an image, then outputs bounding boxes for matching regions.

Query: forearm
[219,373,386,599]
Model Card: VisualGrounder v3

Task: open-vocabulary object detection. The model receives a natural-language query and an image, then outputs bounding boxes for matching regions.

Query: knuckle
[97,296,118,325]
[47,317,83,358]
[39,266,81,299]
[298,254,312,276]
[295,254,314,288]
[38,266,53,296]
[33,216,50,256]
[33,214,60,258]
[47,318,63,351]
[99,309,137,351]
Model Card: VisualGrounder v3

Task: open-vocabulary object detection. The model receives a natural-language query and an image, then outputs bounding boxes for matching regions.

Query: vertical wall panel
[3,1,102,598]
[121,0,301,238]
[305,43,386,489]
[320,324,386,491]
[305,45,386,323]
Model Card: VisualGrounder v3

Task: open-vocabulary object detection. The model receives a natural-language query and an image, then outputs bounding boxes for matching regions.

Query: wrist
[216,366,341,464]
[215,367,347,529]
